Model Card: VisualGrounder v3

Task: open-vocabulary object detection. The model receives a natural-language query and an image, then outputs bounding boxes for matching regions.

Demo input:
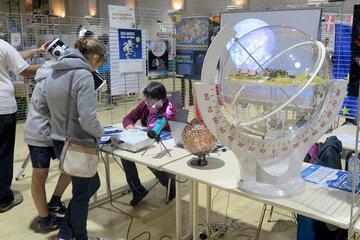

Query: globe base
[237,177,305,199]
[190,155,208,166]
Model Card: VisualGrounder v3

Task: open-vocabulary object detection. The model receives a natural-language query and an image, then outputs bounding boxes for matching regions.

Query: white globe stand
[195,24,348,198]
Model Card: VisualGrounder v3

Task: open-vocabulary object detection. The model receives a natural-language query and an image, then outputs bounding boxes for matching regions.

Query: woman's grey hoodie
[23,61,55,147]
[33,48,103,142]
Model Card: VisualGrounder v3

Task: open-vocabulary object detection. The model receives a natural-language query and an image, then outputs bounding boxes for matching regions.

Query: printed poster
[176,50,206,80]
[175,15,210,80]
[176,16,209,48]
[108,5,146,96]
[118,29,142,73]
[108,5,135,29]
[147,40,169,78]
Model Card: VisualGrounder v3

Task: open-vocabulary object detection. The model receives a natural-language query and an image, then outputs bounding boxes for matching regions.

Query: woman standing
[34,38,106,240]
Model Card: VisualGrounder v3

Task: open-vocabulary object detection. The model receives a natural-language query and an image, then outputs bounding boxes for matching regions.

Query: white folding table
[99,139,194,239]
[162,149,354,240]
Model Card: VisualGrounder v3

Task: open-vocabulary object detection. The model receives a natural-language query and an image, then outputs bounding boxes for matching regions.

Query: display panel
[221,9,322,40]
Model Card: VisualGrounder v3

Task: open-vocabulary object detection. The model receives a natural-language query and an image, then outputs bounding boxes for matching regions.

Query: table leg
[176,175,182,240]
[184,180,194,239]
[205,185,211,237]
[268,206,274,222]
[105,152,111,198]
[255,204,267,240]
[192,181,199,240]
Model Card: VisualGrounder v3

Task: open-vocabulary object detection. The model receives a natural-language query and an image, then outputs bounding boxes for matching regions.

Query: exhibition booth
[2,0,360,239]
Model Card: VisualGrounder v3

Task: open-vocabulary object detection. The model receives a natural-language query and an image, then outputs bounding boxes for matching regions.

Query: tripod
[142,134,171,157]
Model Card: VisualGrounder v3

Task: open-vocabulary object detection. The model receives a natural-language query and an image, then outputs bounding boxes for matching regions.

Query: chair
[169,91,189,123]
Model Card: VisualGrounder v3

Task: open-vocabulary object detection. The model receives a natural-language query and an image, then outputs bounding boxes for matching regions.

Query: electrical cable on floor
[159,235,173,240]
[100,146,151,240]
[102,146,188,240]
[207,191,257,240]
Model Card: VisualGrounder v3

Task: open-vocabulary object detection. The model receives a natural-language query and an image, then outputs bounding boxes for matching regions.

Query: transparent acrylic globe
[219,25,330,138]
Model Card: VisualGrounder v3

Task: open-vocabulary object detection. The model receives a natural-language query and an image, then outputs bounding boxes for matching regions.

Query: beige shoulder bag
[59,70,99,178]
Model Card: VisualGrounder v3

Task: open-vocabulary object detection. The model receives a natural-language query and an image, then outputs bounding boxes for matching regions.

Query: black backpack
[316,136,342,170]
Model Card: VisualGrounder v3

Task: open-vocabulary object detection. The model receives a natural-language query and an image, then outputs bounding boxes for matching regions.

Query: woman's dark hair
[143,82,167,100]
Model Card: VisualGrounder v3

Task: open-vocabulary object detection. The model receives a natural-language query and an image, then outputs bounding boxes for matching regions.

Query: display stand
[189,155,208,167]
[141,134,171,157]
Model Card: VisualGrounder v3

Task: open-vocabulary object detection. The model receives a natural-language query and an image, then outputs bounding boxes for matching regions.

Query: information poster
[108,5,135,29]
[176,50,206,79]
[176,16,209,47]
[118,29,142,73]
[108,5,146,96]
[147,40,169,78]
[175,15,210,79]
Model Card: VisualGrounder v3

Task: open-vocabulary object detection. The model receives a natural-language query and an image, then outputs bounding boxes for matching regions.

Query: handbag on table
[59,70,99,178]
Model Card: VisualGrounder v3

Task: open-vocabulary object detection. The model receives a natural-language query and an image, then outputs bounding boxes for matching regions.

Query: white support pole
[205,185,211,237]
[192,181,199,240]
[176,175,182,240]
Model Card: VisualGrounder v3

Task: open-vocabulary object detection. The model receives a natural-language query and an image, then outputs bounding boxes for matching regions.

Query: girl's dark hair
[143,82,167,100]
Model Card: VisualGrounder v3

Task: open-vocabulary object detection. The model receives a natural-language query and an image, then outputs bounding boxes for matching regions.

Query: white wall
[0,0,357,17]
[135,0,357,14]
[137,0,171,9]
[66,0,88,17]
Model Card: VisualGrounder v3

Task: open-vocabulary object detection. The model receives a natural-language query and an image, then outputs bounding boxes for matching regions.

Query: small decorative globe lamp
[182,119,217,166]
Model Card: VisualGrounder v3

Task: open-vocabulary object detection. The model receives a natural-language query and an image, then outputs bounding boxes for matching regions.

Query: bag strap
[64,70,77,138]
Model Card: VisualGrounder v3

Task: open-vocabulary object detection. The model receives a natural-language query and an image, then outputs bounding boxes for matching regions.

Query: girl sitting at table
[121,81,176,206]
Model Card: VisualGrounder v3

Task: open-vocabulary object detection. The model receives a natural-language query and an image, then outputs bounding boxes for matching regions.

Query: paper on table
[336,134,356,144]
[301,164,348,192]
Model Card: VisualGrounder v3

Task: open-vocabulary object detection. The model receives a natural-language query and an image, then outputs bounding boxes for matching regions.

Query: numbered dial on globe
[196,81,346,159]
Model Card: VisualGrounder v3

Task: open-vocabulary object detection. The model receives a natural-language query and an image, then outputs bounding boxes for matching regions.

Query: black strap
[64,70,77,139]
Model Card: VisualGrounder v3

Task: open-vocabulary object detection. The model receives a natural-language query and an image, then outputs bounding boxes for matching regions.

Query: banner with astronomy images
[108,5,146,96]
[118,29,142,73]
[176,16,209,48]
[176,49,206,80]
[175,15,210,80]
[147,40,169,78]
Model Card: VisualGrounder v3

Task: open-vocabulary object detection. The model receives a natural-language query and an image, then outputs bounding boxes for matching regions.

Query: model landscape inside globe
[219,25,330,138]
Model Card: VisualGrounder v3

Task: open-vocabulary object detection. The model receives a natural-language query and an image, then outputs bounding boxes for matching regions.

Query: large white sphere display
[221,25,328,138]
[195,24,347,198]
